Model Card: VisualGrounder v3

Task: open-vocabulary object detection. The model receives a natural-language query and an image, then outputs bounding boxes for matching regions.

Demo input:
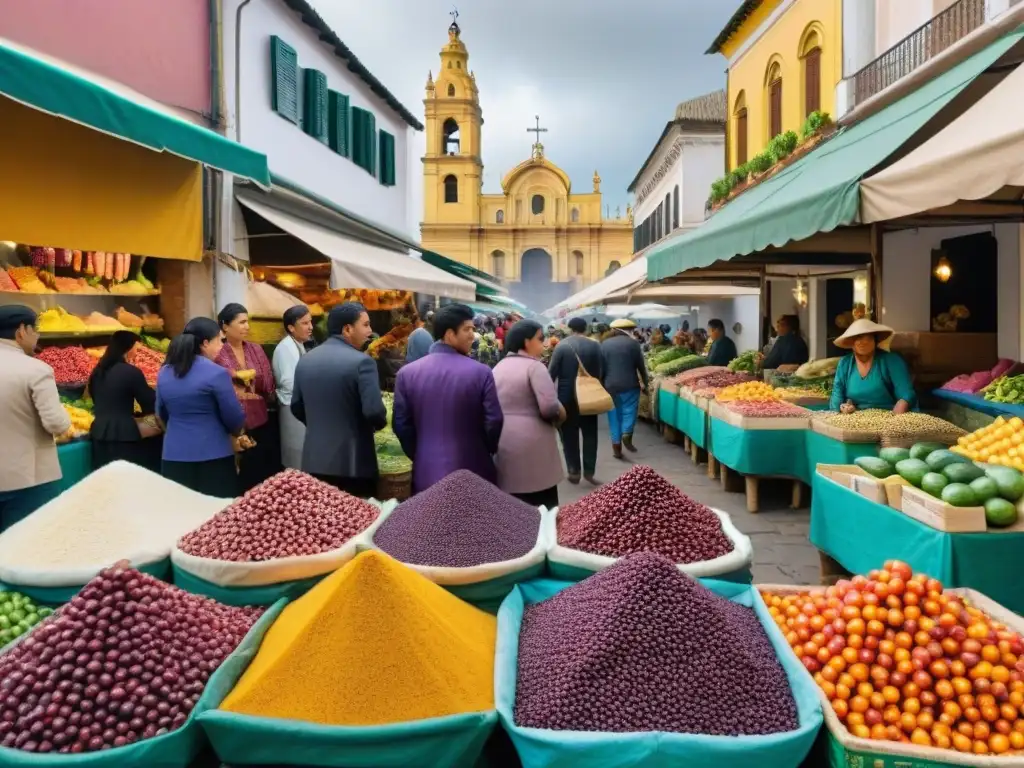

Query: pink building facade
[2,0,212,125]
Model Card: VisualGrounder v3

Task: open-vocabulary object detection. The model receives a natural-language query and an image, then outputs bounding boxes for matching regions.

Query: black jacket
[291,336,387,479]
[88,362,156,442]
[548,334,603,405]
[707,335,739,367]
[763,332,810,369]
[600,332,649,395]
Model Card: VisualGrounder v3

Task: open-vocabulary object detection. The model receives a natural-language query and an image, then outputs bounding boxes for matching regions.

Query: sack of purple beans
[494,556,823,768]
[0,562,284,767]
[171,470,396,605]
[546,465,753,583]
[365,471,550,613]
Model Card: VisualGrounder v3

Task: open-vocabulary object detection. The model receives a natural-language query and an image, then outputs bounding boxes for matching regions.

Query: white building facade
[216,0,424,308]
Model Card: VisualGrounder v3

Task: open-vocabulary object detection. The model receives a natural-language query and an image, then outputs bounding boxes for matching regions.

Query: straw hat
[834,318,894,350]
[610,318,637,329]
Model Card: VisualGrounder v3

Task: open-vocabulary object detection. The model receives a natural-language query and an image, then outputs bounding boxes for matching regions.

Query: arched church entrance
[512,248,569,311]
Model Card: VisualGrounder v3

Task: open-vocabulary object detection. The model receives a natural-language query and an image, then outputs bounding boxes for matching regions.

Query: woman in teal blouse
[829,319,915,413]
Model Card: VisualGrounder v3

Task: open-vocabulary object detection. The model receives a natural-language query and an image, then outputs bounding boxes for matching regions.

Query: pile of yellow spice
[219,550,496,725]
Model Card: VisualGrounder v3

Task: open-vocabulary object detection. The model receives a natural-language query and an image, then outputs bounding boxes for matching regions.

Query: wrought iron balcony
[851,0,986,108]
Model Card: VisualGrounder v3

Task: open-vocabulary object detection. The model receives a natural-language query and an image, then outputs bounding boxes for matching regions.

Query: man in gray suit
[549,317,603,484]
[291,302,387,497]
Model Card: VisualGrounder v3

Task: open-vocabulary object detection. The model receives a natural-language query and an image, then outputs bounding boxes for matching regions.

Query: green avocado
[910,442,948,461]
[878,447,912,466]
[855,456,895,479]
[985,466,1024,502]
[920,472,949,498]
[942,462,985,484]
[895,458,930,487]
[940,483,977,507]
[925,450,968,472]
[984,497,1019,527]
[969,476,1000,503]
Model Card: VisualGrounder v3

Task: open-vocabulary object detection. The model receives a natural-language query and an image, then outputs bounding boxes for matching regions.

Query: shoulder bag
[573,349,613,415]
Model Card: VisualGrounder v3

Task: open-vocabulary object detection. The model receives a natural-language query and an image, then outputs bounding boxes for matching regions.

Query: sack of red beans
[170,471,397,606]
[365,470,551,613]
[494,560,823,768]
[546,465,753,583]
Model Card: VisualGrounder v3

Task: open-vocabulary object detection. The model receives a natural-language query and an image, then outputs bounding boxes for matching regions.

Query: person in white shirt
[272,305,313,468]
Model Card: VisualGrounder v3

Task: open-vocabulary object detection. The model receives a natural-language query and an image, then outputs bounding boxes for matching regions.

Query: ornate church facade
[419,18,634,311]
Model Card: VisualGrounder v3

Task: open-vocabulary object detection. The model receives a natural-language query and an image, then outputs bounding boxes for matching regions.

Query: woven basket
[879,431,961,450]
[377,471,412,502]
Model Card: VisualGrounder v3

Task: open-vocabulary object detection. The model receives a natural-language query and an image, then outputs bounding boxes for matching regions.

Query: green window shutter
[351,107,377,176]
[379,130,396,186]
[328,90,350,157]
[302,69,328,142]
[270,36,299,124]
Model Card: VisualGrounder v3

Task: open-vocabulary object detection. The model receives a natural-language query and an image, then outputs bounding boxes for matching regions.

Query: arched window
[673,185,680,229]
[766,60,783,139]
[573,250,585,276]
[571,207,580,223]
[531,195,545,215]
[605,260,621,277]
[443,175,458,203]
[496,209,504,224]
[665,193,672,233]
[491,250,505,278]
[733,90,748,166]
[447,83,456,97]
[442,118,460,155]
[800,26,823,118]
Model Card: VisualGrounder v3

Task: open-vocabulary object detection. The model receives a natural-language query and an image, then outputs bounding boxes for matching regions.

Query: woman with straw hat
[828,318,916,414]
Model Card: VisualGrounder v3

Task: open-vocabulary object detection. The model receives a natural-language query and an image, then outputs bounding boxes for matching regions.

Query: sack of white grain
[0,461,232,603]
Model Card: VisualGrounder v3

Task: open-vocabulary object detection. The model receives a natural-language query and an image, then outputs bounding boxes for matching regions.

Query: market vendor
[0,305,71,530]
[705,319,738,366]
[759,315,809,370]
[829,319,916,414]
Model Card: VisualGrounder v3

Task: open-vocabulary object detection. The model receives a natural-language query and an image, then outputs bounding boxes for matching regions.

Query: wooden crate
[811,419,880,444]
[900,485,986,533]
[848,473,909,509]
[709,401,811,431]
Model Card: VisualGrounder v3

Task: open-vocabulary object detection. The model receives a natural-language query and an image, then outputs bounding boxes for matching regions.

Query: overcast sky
[316,0,734,216]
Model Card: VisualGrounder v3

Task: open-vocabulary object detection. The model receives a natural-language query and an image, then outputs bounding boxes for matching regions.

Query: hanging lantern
[792,279,808,308]
[934,254,952,283]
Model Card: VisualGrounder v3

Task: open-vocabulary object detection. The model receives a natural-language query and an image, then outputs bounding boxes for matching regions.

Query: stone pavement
[556,418,822,586]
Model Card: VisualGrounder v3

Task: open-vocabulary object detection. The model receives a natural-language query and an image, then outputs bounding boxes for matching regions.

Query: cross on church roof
[527,115,548,147]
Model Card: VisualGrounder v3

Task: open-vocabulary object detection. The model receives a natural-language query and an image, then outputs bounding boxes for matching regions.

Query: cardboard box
[849,473,909,509]
[899,485,987,533]
[815,464,867,489]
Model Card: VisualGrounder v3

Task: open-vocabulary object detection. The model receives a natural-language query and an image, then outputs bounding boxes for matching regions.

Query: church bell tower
[422,12,483,226]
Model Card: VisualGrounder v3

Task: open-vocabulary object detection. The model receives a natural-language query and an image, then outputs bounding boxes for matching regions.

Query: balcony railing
[851,0,986,108]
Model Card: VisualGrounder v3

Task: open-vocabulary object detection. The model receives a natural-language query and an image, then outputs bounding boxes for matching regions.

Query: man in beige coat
[0,305,70,530]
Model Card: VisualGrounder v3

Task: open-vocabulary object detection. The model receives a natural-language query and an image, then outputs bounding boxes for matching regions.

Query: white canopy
[860,61,1024,222]
[236,197,475,300]
[603,283,761,304]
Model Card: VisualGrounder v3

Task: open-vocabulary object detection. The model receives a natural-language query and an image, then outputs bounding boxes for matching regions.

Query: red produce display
[178,469,380,562]
[36,346,94,386]
[725,401,810,418]
[0,565,263,754]
[557,465,733,563]
[125,343,163,386]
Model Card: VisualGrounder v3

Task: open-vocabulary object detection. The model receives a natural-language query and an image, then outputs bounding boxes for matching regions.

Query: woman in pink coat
[492,320,565,508]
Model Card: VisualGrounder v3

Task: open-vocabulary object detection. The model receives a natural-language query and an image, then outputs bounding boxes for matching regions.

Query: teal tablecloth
[809,472,1024,615]
[56,440,92,492]
[657,389,678,429]
[709,417,809,482]
[804,431,877,482]
[674,397,708,448]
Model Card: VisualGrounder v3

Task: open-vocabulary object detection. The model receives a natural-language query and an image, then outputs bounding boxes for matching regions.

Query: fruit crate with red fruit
[761,560,1024,765]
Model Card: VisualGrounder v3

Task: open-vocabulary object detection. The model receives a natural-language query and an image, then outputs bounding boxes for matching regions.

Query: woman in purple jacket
[156,317,246,498]
[492,320,565,508]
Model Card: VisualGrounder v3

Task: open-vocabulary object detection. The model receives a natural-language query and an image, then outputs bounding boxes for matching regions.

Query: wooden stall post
[870,223,884,322]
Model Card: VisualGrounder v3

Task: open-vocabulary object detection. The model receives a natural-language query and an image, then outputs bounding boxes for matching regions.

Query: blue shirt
[405,327,433,363]
[156,356,246,462]
[829,350,916,412]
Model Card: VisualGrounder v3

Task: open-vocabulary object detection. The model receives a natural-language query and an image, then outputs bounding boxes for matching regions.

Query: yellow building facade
[420,20,634,310]
[709,0,843,171]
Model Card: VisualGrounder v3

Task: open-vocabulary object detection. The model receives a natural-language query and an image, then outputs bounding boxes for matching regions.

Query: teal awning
[647,29,1023,282]
[419,251,506,296]
[0,38,270,186]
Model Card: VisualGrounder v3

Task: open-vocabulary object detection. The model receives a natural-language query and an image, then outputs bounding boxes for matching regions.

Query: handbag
[134,415,163,439]
[573,350,613,416]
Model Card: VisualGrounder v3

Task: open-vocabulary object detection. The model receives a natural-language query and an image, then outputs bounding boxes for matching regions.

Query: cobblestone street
[557,419,822,586]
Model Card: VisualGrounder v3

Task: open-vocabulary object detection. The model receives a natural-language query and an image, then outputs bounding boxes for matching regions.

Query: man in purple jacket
[393,303,504,492]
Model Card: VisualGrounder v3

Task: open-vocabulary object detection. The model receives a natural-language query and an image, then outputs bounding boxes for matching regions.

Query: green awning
[0,38,270,186]
[419,251,506,296]
[647,29,1023,282]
